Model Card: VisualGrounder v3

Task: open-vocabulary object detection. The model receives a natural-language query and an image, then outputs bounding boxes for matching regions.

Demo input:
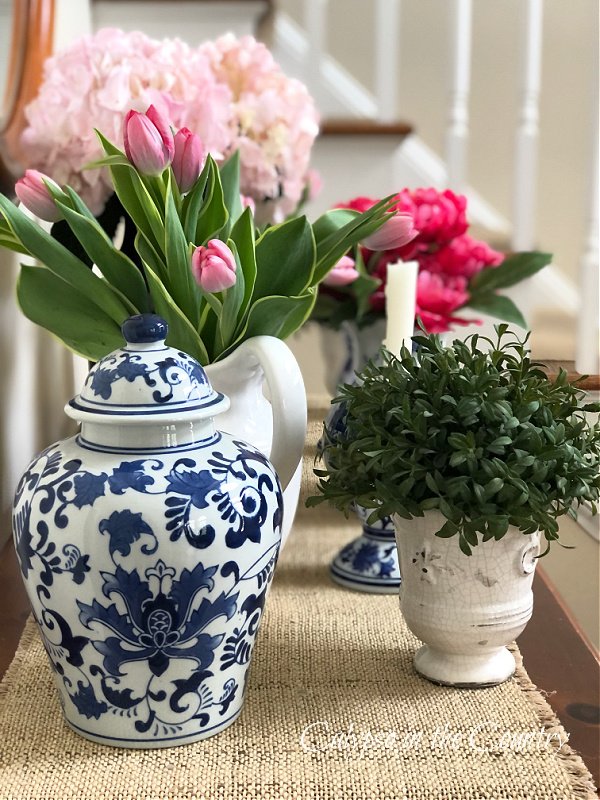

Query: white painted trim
[273,13,379,117]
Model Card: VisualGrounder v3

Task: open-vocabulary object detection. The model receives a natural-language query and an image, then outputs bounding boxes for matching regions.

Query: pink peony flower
[418,233,504,279]
[15,169,62,222]
[172,127,205,193]
[124,105,174,175]
[323,255,359,287]
[191,239,237,293]
[415,270,477,333]
[336,196,378,214]
[362,212,417,251]
[393,188,468,250]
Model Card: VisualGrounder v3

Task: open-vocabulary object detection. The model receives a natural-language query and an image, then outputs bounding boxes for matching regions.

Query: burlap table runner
[0,404,596,800]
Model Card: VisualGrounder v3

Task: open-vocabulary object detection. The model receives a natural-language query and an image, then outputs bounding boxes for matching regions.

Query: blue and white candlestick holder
[329,505,400,593]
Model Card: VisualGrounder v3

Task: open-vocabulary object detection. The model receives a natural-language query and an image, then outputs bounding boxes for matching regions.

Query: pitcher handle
[241,336,307,491]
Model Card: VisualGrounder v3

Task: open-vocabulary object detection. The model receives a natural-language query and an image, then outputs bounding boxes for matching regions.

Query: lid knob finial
[121,314,168,344]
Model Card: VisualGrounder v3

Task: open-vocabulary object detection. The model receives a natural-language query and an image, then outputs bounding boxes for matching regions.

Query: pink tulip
[15,170,62,222]
[323,255,359,287]
[172,127,205,193]
[362,212,417,251]
[123,105,175,176]
[191,239,237,293]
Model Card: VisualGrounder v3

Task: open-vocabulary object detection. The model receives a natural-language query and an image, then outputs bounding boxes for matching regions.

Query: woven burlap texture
[0,406,596,800]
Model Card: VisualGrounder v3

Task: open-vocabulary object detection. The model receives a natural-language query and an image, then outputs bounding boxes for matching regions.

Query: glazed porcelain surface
[394,511,540,687]
[12,315,284,747]
[205,335,306,549]
[329,505,400,594]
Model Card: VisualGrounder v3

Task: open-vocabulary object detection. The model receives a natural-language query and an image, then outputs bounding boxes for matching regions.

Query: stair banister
[374,0,401,123]
[302,0,329,112]
[575,84,599,376]
[512,0,543,252]
[444,0,472,192]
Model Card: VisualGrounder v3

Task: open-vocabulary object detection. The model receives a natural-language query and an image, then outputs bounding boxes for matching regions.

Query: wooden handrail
[541,361,600,392]
[320,118,414,137]
[0,0,55,195]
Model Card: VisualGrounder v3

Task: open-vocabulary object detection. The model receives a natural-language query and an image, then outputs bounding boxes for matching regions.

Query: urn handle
[237,336,307,491]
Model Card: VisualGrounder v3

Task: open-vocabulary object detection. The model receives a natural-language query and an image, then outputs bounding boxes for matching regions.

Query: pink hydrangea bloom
[21,29,316,221]
[199,34,319,222]
[419,233,504,279]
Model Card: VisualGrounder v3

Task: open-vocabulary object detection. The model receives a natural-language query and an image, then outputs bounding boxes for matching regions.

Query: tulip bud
[323,255,359,287]
[172,127,205,193]
[191,240,237,293]
[362,212,417,251]
[15,170,62,222]
[123,105,175,176]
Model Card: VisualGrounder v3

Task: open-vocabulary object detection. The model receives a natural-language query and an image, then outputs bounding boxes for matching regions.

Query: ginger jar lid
[65,314,229,424]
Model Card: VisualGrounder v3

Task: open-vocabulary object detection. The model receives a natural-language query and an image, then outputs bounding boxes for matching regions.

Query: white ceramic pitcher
[205,336,307,548]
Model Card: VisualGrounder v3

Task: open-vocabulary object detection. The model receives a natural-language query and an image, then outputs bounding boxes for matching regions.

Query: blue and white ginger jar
[12,314,284,748]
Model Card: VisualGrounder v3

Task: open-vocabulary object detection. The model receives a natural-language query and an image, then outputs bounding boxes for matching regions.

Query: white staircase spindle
[576,91,599,376]
[303,0,329,107]
[512,0,543,252]
[444,0,472,192]
[374,0,401,123]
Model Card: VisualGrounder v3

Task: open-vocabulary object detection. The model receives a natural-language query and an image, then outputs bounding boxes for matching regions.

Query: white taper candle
[383,260,419,357]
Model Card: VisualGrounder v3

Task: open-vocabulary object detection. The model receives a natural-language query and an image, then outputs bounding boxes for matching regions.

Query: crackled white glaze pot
[12,315,291,748]
[394,511,540,687]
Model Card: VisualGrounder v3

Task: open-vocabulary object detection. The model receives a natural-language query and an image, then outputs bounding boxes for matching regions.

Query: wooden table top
[0,537,598,790]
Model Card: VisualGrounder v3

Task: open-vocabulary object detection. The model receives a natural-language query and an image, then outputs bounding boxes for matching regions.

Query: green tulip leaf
[164,172,200,326]
[143,260,209,364]
[218,151,243,238]
[0,194,131,326]
[182,156,212,242]
[195,156,228,244]
[253,215,316,300]
[17,265,123,360]
[55,200,148,313]
[230,207,257,317]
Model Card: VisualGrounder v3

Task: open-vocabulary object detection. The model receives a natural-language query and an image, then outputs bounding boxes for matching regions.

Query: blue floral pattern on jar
[13,436,283,746]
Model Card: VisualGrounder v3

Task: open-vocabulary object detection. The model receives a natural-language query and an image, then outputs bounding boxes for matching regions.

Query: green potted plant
[310,327,600,687]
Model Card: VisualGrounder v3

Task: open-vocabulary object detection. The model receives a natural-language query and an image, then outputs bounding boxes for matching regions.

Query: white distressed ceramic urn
[394,511,540,687]
[12,314,286,748]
